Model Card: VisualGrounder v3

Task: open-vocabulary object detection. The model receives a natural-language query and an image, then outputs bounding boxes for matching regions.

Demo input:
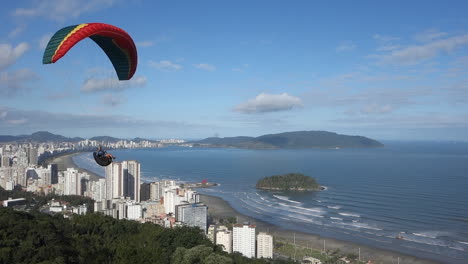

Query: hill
[0,132,157,144]
[194,131,383,149]
[0,131,84,143]
[256,173,321,191]
[89,135,121,143]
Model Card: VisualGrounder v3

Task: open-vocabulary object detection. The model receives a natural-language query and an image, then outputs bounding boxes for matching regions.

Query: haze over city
[1,0,468,140]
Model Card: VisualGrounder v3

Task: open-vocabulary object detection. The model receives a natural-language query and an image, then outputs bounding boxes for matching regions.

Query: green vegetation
[256,173,320,191]
[194,131,383,149]
[0,200,293,264]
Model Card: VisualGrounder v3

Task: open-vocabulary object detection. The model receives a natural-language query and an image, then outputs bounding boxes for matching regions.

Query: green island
[256,173,322,191]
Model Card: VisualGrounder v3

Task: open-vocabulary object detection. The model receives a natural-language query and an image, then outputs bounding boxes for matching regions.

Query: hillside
[194,131,383,149]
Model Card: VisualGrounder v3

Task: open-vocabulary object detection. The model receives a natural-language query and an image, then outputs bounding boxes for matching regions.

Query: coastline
[49,152,103,182]
[53,152,439,264]
[199,194,439,264]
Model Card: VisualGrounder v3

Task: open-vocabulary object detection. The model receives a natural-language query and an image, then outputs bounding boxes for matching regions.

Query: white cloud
[13,0,119,22]
[136,41,154,47]
[232,64,249,72]
[0,42,30,70]
[414,29,448,42]
[360,103,393,115]
[194,63,216,71]
[81,76,147,93]
[376,45,401,51]
[0,106,208,133]
[101,93,126,106]
[234,93,303,114]
[332,113,468,128]
[38,34,52,49]
[373,34,400,43]
[0,69,39,96]
[336,42,356,52]
[149,60,182,71]
[7,118,28,125]
[371,34,468,65]
[8,24,26,38]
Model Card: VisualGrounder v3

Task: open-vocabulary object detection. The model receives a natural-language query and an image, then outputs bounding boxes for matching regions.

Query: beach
[200,194,439,264]
[48,152,103,182]
[52,152,439,264]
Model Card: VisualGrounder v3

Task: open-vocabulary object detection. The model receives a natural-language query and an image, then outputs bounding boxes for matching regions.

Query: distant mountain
[0,132,156,144]
[193,131,383,149]
[89,136,121,143]
[0,131,83,143]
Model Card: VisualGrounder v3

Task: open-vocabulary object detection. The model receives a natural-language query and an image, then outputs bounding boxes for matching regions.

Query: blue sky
[1,0,468,140]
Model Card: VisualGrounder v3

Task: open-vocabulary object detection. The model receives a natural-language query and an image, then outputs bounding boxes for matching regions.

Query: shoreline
[199,194,439,264]
[49,152,103,182]
[53,151,440,264]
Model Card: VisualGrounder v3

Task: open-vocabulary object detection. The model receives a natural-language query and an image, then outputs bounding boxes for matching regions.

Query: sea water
[73,141,468,263]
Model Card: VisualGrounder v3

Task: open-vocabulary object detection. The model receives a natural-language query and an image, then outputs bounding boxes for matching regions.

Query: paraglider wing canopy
[42,23,137,80]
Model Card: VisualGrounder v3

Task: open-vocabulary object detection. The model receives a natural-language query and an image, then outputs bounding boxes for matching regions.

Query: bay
[73,141,468,263]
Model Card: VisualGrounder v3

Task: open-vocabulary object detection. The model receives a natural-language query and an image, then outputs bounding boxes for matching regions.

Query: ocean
[73,141,468,263]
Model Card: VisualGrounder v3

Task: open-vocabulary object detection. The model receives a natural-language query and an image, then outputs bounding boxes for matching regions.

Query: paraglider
[93,145,115,167]
[42,23,138,80]
[43,23,138,167]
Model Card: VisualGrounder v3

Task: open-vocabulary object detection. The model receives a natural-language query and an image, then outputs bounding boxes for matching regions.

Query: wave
[330,217,343,221]
[273,195,302,204]
[277,203,324,218]
[277,202,325,215]
[327,205,341,209]
[458,241,468,245]
[449,246,465,252]
[338,212,360,218]
[413,232,437,239]
[334,221,383,231]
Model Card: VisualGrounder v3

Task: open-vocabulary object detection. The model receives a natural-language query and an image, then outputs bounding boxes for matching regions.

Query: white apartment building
[233,224,256,258]
[216,225,232,253]
[127,204,142,220]
[257,232,273,259]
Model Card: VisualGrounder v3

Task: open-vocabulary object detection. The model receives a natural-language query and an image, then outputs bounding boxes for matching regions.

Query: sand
[48,152,103,181]
[199,194,439,264]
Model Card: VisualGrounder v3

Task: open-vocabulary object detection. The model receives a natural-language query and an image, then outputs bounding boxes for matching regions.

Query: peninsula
[256,173,321,191]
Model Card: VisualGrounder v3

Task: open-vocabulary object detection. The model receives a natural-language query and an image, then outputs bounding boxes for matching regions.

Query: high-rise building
[256,232,273,259]
[27,148,38,165]
[175,203,208,233]
[140,182,150,201]
[233,223,256,258]
[105,161,140,202]
[150,180,175,201]
[106,162,122,200]
[64,168,80,195]
[94,178,107,201]
[123,160,140,202]
[216,226,232,253]
[1,156,10,167]
[49,164,58,184]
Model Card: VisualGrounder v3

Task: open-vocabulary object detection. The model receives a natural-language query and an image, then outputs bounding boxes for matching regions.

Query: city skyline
[1,1,468,141]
